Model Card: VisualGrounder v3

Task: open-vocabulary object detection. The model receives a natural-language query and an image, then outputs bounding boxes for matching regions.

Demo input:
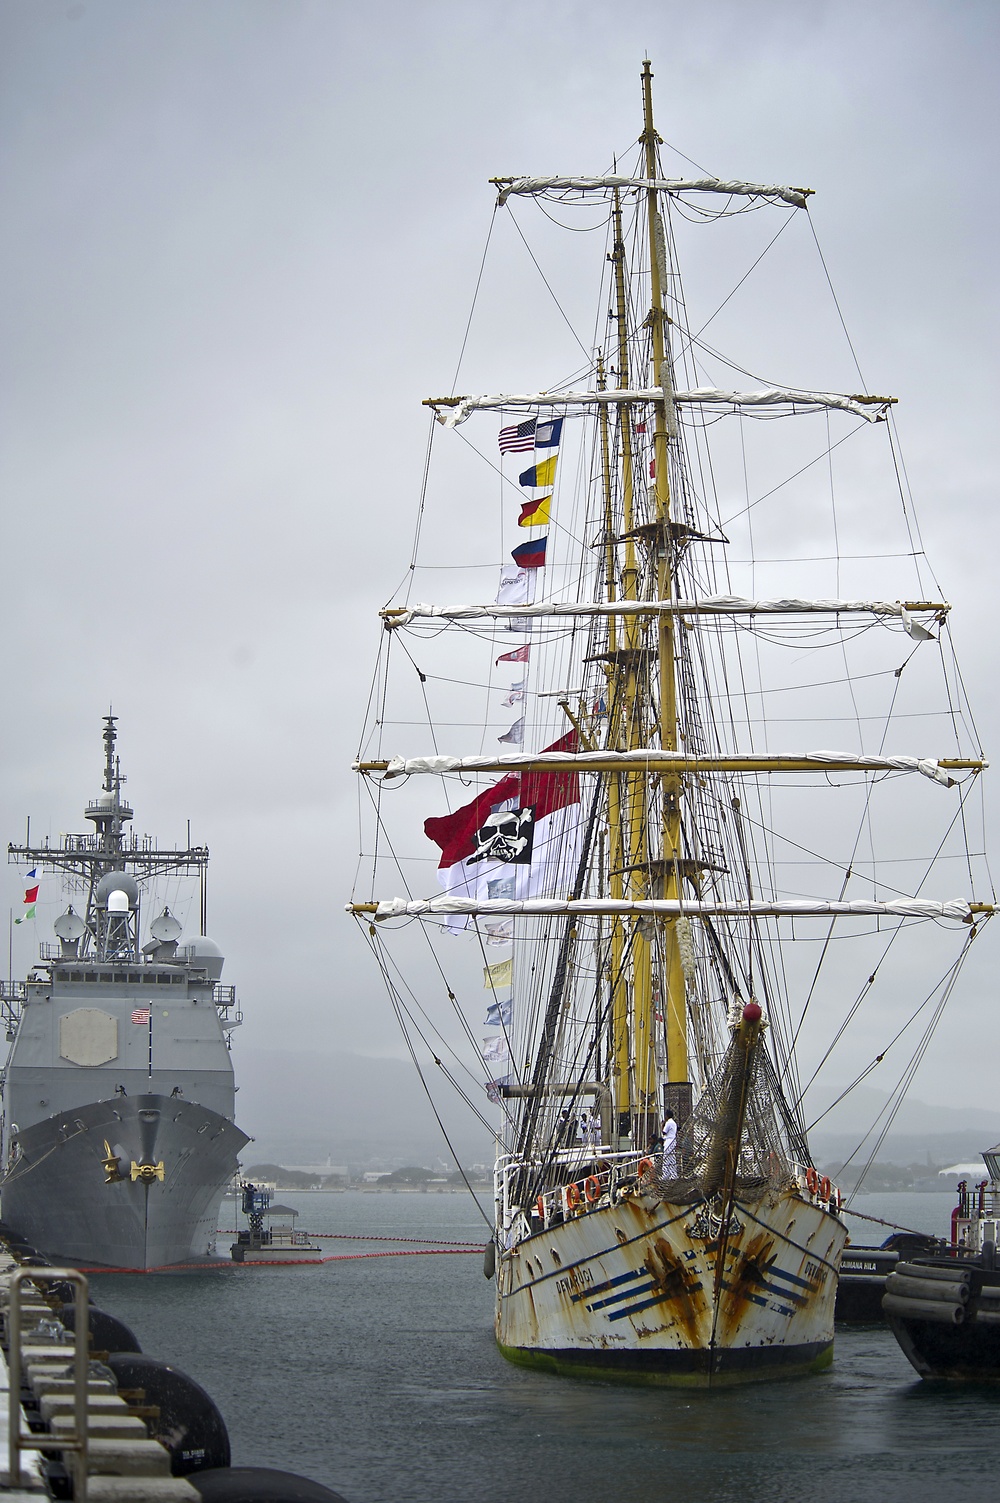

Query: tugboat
[836,1230,943,1323]
[883,1145,1000,1377]
[0,716,249,1269]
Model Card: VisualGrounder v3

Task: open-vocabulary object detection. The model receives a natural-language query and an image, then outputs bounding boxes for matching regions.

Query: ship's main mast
[8,715,209,959]
[604,62,689,1146]
[641,60,690,1115]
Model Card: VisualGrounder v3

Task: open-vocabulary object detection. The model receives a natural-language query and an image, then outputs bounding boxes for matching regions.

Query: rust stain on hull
[642,1235,707,1346]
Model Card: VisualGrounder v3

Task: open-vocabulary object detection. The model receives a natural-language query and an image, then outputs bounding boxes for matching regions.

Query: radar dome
[94,871,140,910]
[149,909,182,944]
[53,907,86,942]
[180,936,225,981]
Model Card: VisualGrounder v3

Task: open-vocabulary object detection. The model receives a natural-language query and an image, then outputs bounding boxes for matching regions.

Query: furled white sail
[385,597,947,628]
[362,750,973,787]
[366,896,976,922]
[492,175,811,209]
[427,387,893,429]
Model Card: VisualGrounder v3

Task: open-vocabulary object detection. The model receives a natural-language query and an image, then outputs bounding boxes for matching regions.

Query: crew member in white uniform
[660,1110,678,1177]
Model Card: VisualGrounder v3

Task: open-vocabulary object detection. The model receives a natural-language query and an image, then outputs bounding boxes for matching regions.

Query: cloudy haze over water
[1,2,998,1160]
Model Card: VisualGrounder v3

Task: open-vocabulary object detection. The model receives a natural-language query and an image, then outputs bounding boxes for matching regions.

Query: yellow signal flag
[518,495,552,528]
[484,956,513,989]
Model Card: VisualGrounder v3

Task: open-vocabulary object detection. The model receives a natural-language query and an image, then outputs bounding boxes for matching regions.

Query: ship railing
[213,985,237,1007]
[956,1183,1000,1218]
[497,1151,843,1237]
[85,800,134,819]
[269,1229,316,1249]
[496,1147,658,1237]
[0,981,24,1031]
[788,1160,843,1212]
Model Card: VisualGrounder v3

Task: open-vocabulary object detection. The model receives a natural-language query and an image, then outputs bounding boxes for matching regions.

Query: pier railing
[6,1266,89,1500]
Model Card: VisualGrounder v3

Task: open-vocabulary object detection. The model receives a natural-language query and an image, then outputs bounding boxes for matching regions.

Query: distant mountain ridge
[233,1048,1000,1172]
[806,1084,1000,1167]
[233,1045,492,1168]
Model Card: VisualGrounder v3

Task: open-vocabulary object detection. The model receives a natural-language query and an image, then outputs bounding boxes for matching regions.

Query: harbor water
[91,1190,997,1503]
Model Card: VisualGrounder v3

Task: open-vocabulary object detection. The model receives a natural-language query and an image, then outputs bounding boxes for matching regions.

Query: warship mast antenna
[102,711,117,794]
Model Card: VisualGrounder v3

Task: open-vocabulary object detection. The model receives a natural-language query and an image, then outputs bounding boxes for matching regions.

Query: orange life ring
[805,1166,819,1195]
[565,1182,581,1209]
[638,1158,654,1177]
[535,1195,546,1220]
[584,1175,602,1202]
[819,1175,832,1200]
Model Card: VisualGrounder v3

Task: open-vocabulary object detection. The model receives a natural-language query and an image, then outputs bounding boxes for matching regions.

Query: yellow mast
[597,357,631,1141]
[609,188,655,1141]
[640,59,689,1105]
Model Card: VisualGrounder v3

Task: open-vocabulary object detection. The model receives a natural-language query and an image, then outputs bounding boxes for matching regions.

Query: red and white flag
[424,732,582,930]
[496,644,530,666]
[131,1007,151,1025]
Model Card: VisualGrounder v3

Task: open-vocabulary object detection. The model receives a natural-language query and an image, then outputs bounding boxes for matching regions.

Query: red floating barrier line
[216,1231,483,1246]
[80,1247,482,1275]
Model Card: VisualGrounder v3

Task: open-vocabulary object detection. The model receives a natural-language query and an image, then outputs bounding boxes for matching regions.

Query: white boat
[349,60,991,1384]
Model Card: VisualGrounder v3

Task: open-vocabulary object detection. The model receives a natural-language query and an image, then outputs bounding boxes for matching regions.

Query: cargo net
[650,1031,808,1204]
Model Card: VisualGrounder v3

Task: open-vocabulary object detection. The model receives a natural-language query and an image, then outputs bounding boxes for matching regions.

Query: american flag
[131,1007,150,1025]
[498,418,536,453]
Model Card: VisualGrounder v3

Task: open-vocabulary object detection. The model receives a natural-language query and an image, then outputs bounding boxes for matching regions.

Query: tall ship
[1,715,248,1269]
[349,62,992,1383]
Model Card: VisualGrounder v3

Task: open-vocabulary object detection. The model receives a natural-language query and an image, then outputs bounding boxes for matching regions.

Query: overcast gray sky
[1,1,998,1134]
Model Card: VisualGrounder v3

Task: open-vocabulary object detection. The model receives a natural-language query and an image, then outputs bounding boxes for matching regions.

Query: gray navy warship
[0,716,249,1269]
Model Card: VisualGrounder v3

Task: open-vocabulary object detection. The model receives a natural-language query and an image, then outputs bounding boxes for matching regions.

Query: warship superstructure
[0,716,248,1269]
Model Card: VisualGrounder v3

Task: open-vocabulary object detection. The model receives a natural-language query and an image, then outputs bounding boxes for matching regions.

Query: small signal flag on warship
[14,868,39,924]
[131,1007,151,1025]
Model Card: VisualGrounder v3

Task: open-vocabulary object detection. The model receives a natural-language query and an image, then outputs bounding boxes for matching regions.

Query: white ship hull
[497,1187,845,1386]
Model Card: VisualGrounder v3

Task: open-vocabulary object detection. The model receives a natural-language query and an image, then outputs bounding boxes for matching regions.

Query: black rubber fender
[105,1352,230,1475]
[60,1303,141,1354]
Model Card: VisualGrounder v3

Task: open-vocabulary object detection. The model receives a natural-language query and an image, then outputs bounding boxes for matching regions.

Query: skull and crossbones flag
[469,805,535,865]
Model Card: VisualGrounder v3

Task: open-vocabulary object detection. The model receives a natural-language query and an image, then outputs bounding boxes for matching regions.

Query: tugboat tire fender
[883,1293,965,1325]
[887,1273,968,1304]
